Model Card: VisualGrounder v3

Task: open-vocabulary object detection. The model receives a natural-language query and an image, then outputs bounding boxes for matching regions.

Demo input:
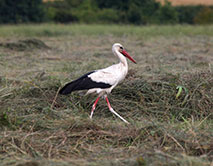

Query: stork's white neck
[113,49,128,67]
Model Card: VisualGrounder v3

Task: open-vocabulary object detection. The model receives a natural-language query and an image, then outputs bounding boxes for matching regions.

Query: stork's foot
[104,95,130,124]
[89,95,130,124]
[89,112,94,119]
[109,107,130,124]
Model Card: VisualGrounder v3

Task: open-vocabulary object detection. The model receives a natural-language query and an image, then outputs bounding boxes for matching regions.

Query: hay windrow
[68,70,213,121]
[0,39,50,51]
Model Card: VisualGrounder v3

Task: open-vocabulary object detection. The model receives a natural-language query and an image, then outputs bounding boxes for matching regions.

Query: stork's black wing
[59,71,112,95]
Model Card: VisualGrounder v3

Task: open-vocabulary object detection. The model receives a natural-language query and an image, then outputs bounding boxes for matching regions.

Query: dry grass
[0,24,213,166]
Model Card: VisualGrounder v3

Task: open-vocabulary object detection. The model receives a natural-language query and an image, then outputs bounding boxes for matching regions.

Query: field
[0,24,213,166]
[157,0,213,6]
[43,0,213,6]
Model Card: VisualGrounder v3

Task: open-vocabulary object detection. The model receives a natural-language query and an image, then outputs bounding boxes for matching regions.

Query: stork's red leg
[105,95,129,124]
[90,97,100,119]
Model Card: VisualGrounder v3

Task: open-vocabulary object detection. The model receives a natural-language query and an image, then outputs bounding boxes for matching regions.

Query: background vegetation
[0,0,44,23]
[1,0,213,24]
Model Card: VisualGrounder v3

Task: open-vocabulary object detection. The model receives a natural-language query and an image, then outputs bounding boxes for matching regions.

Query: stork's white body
[59,43,136,124]
[87,61,128,96]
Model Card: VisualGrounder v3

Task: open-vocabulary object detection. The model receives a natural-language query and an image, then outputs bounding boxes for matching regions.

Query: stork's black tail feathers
[59,71,111,95]
[59,71,94,95]
[59,79,80,95]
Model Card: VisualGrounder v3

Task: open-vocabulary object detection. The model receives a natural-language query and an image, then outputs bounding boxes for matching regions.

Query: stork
[59,43,136,124]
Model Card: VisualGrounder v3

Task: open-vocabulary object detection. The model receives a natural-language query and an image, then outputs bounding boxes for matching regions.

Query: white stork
[59,43,136,124]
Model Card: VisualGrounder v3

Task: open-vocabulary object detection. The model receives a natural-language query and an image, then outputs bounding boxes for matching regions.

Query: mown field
[0,24,213,166]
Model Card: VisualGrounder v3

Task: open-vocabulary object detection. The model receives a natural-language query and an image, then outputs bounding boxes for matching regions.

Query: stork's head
[112,43,136,64]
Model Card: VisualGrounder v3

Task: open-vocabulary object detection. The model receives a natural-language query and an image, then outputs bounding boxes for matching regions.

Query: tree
[96,0,160,24]
[0,0,45,23]
[127,0,160,24]
[155,1,179,24]
[194,7,213,24]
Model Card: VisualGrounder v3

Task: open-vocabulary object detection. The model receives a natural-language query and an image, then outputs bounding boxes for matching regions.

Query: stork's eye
[120,46,123,50]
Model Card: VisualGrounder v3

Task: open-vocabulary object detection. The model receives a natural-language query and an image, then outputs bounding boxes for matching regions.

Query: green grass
[1,24,213,38]
[0,24,213,166]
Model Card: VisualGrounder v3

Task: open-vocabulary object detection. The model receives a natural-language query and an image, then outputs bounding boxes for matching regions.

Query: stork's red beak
[121,50,136,64]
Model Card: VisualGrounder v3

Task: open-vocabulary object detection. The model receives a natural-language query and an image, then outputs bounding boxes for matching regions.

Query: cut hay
[0,39,50,51]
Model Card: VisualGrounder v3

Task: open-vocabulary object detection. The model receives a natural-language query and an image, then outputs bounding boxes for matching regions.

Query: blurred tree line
[0,0,44,23]
[0,0,213,24]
